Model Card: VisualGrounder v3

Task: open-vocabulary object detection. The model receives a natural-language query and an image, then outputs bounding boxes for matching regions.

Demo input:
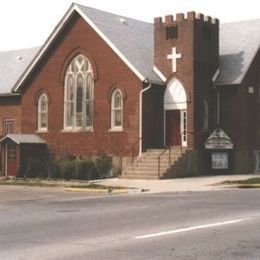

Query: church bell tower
[154,12,219,148]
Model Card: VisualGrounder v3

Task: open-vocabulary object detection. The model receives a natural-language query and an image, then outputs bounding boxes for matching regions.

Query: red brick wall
[20,14,142,157]
[0,96,21,137]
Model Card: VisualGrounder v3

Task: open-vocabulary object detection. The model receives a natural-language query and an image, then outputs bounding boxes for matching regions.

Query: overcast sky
[0,0,260,51]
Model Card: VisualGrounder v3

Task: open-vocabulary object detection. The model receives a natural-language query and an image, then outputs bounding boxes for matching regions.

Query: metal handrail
[157,130,190,178]
[124,136,143,164]
[157,147,171,178]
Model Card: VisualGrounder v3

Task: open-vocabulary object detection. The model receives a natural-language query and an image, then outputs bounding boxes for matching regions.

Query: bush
[25,157,47,178]
[59,160,75,180]
[16,160,27,178]
[48,159,62,179]
[18,154,109,180]
[95,153,112,178]
[74,159,98,180]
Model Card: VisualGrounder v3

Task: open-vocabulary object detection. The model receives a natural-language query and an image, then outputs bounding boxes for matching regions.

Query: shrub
[74,159,98,180]
[16,160,27,178]
[95,153,112,178]
[25,157,47,178]
[59,160,75,180]
[48,159,62,179]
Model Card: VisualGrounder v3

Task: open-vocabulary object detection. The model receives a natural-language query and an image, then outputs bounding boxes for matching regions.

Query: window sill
[108,128,123,132]
[36,129,48,133]
[61,128,94,133]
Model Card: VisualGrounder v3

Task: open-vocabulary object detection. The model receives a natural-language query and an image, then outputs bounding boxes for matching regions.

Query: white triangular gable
[164,78,187,110]
[12,3,145,92]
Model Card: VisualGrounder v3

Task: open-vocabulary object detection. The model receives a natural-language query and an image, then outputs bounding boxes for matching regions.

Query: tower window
[166,26,178,40]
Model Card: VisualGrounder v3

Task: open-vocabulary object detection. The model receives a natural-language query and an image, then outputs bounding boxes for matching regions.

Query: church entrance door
[165,109,187,147]
[166,110,181,146]
[164,78,187,147]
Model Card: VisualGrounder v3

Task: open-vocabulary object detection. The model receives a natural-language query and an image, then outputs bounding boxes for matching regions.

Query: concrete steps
[121,147,187,179]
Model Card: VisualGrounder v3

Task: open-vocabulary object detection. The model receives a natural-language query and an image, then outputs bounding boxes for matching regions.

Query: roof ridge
[74,2,152,24]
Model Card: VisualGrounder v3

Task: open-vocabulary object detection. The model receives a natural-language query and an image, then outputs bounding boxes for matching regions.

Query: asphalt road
[0,186,260,259]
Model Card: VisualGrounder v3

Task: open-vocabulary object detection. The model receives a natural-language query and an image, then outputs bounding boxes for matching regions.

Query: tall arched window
[38,93,48,131]
[111,89,123,130]
[64,54,94,130]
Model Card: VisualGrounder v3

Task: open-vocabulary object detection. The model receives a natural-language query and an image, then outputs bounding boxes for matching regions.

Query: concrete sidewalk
[97,174,260,193]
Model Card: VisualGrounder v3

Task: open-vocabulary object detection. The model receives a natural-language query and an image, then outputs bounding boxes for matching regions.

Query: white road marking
[135,218,250,239]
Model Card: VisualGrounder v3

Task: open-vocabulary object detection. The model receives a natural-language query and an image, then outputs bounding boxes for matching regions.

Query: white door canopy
[164,78,187,110]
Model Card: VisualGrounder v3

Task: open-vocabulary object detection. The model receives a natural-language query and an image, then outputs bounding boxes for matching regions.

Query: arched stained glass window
[64,54,94,130]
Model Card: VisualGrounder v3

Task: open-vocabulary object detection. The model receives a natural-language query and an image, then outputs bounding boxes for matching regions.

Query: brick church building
[0,3,260,178]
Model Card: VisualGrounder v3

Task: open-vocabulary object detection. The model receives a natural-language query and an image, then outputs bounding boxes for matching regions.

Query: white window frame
[4,119,14,135]
[63,54,94,131]
[38,93,48,132]
[181,109,187,147]
[111,89,123,131]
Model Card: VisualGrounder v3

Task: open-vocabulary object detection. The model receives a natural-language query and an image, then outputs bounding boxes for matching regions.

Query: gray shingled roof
[77,4,161,83]
[1,4,260,94]
[217,19,260,85]
[0,134,46,144]
[0,47,40,94]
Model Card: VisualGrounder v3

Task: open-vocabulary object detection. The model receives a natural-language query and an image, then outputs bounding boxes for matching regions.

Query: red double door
[165,110,187,147]
[166,110,181,146]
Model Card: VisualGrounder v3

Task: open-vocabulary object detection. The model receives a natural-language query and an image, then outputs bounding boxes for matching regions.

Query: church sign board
[204,128,234,150]
[211,152,228,169]
[205,128,234,170]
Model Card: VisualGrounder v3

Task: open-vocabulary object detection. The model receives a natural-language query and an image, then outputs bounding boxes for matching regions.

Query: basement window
[166,26,178,40]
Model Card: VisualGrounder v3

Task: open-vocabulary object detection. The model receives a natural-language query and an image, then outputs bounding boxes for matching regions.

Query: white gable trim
[12,3,145,92]
[153,65,167,82]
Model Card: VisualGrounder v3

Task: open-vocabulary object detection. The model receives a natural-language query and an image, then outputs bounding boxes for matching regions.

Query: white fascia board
[0,135,19,144]
[13,4,145,92]
[153,65,167,82]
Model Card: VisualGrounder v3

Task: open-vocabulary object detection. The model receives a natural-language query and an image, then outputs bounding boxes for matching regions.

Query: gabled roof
[0,47,39,94]
[10,3,161,94]
[77,4,161,83]
[217,19,260,85]
[0,134,46,144]
[1,3,260,94]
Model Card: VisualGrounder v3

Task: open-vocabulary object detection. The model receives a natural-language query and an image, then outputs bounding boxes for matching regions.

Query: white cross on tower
[167,47,182,72]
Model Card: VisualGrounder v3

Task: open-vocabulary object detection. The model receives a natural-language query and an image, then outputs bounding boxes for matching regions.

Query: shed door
[5,142,19,176]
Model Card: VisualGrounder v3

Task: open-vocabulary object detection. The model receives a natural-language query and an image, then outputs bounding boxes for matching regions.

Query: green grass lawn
[0,178,125,191]
[223,177,260,185]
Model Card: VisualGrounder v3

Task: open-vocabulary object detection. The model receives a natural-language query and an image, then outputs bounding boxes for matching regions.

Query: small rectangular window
[7,143,16,161]
[4,119,14,135]
[166,26,178,40]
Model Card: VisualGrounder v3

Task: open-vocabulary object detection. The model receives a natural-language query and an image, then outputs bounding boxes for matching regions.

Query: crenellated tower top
[154,12,219,26]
